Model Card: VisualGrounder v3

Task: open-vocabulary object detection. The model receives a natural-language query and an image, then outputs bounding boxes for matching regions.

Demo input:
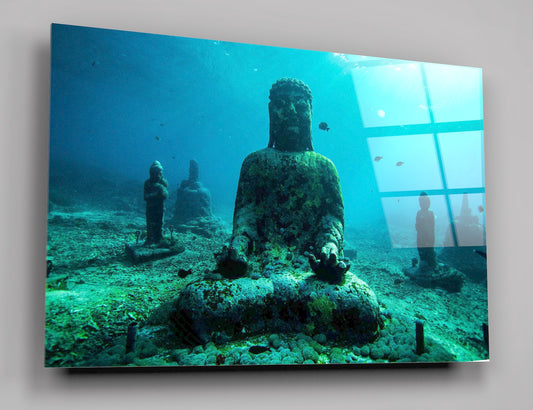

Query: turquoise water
[46,24,487,367]
[50,23,485,243]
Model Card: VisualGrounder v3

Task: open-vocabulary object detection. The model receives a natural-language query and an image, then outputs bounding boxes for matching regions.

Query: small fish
[473,249,487,259]
[374,156,383,162]
[478,205,484,213]
[155,136,160,141]
[318,122,330,132]
[396,161,404,166]
[160,123,164,126]
[91,61,96,67]
[172,156,176,159]
[249,345,271,354]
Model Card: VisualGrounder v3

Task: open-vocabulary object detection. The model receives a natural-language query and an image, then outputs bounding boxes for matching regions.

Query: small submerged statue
[125,161,184,263]
[173,79,380,345]
[416,192,437,271]
[144,160,169,246]
[216,78,349,283]
[171,159,226,238]
[404,192,465,292]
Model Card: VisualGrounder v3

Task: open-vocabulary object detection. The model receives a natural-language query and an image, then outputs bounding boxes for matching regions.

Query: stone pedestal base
[172,271,381,344]
[172,216,228,238]
[125,242,184,263]
[439,246,487,282]
[403,264,466,293]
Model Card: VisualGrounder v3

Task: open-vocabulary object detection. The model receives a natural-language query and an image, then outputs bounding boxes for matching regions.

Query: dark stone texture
[171,160,226,238]
[174,271,381,344]
[235,148,343,255]
[124,242,184,263]
[403,263,466,293]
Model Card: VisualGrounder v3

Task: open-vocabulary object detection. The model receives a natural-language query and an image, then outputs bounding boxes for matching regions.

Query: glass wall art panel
[46,24,488,368]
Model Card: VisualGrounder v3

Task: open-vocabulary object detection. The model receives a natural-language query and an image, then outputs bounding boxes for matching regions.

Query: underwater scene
[46,24,488,368]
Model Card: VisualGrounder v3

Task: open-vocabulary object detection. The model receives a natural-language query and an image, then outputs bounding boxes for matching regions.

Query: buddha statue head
[268,78,314,152]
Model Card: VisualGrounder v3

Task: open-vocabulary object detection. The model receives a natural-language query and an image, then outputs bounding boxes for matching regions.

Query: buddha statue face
[149,161,163,183]
[268,78,313,152]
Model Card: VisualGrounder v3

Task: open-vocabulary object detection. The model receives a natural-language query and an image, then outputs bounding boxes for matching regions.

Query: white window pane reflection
[438,131,484,189]
[367,134,443,192]
[425,63,483,123]
[352,62,430,127]
[445,193,486,247]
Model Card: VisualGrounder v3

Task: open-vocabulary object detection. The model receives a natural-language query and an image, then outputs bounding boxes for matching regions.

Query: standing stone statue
[404,191,466,292]
[416,191,437,270]
[125,161,184,263]
[143,160,168,245]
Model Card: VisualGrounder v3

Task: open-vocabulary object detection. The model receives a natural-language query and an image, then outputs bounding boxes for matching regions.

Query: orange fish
[374,156,383,162]
[396,161,404,166]
[478,205,484,213]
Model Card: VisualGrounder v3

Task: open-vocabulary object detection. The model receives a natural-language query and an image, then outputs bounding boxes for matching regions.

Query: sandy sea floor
[44,201,489,368]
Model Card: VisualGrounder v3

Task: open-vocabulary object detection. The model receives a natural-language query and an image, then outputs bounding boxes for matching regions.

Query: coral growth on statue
[173,78,381,344]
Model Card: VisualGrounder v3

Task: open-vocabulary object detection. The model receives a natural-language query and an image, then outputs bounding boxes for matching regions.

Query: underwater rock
[170,159,226,238]
[403,263,466,293]
[124,242,184,263]
[439,246,487,282]
[171,216,228,239]
[172,270,381,344]
[439,193,487,281]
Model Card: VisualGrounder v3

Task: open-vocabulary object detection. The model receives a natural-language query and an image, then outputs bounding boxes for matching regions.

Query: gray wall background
[1,0,530,409]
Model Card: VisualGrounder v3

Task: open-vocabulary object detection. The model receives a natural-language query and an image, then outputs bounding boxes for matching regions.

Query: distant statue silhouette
[143,161,168,245]
[415,191,437,270]
[172,159,213,224]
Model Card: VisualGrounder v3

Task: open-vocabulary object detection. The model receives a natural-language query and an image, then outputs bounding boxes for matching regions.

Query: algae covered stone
[173,271,380,344]
[215,78,348,282]
[174,78,380,346]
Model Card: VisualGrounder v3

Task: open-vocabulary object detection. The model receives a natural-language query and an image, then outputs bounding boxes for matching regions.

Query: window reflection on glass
[367,134,443,192]
[351,54,484,251]
[381,195,451,248]
[352,62,430,127]
[424,63,483,123]
[444,193,486,247]
[438,131,484,189]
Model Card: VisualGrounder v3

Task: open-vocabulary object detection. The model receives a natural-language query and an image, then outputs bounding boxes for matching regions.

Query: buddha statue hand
[309,243,350,284]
